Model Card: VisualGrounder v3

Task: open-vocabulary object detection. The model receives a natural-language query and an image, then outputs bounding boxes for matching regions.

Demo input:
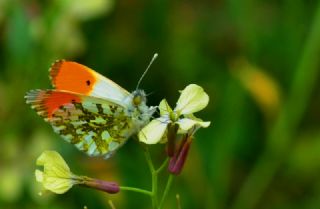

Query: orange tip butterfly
[25,54,158,159]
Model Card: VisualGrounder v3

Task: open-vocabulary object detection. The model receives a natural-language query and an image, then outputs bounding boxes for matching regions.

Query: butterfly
[25,58,156,159]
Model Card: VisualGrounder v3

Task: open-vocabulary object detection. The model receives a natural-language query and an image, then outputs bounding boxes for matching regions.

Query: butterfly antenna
[136,53,158,90]
[146,91,155,97]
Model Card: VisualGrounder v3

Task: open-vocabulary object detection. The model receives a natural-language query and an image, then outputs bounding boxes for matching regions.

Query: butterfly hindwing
[49,60,130,103]
[25,90,136,158]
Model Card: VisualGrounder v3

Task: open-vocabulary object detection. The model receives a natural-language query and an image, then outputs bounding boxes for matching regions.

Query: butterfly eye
[133,95,142,106]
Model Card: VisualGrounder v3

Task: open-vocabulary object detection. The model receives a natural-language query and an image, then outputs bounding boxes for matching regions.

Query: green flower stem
[144,147,155,173]
[119,186,152,196]
[156,157,169,174]
[159,174,174,209]
[152,170,158,208]
[142,146,174,209]
[143,147,158,209]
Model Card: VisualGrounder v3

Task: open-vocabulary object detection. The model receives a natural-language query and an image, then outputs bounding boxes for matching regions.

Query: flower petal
[42,174,74,194]
[159,99,172,116]
[36,150,71,176]
[175,84,209,115]
[177,118,211,131]
[35,170,44,183]
[36,151,74,194]
[139,119,168,144]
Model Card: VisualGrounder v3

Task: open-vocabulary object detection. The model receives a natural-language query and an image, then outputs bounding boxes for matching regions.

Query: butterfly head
[128,53,158,119]
[132,89,147,107]
[125,89,156,128]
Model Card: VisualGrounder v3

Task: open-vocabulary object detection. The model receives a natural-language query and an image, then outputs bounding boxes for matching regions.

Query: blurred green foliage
[1,0,320,209]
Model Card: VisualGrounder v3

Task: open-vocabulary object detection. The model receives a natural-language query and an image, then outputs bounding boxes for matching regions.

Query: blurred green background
[1,0,320,209]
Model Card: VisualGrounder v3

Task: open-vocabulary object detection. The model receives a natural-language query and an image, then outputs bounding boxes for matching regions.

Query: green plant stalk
[143,146,175,209]
[144,148,155,173]
[144,147,158,209]
[119,186,152,196]
[152,170,158,208]
[120,152,170,208]
[232,3,320,209]
[159,174,174,209]
[156,158,169,174]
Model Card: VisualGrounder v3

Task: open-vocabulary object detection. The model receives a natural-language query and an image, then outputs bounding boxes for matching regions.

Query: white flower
[35,150,119,194]
[35,150,78,194]
[139,84,210,144]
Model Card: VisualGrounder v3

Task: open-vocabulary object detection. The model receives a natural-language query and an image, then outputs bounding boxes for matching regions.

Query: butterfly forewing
[26,90,136,158]
[49,60,130,103]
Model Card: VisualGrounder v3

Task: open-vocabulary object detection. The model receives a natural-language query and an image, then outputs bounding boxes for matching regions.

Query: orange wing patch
[49,60,130,102]
[50,60,96,95]
[26,90,81,119]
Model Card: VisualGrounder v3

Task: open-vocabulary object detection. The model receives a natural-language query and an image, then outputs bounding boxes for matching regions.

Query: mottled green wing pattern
[25,90,136,158]
[52,101,133,158]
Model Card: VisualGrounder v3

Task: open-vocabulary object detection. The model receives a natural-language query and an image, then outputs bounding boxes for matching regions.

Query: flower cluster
[139,84,210,144]
[139,84,210,174]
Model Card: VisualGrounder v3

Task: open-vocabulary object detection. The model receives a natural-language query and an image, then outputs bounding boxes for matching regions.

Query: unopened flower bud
[166,123,179,157]
[168,135,192,175]
[81,177,120,194]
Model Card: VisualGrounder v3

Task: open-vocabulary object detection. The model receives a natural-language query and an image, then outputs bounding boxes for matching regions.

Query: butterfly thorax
[123,89,155,130]
[132,89,146,106]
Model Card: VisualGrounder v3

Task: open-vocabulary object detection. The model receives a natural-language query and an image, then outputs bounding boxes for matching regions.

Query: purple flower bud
[166,123,179,157]
[81,178,120,194]
[168,135,192,175]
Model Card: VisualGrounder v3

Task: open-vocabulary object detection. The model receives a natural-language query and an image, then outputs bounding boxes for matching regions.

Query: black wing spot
[96,104,103,114]
[86,80,91,86]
